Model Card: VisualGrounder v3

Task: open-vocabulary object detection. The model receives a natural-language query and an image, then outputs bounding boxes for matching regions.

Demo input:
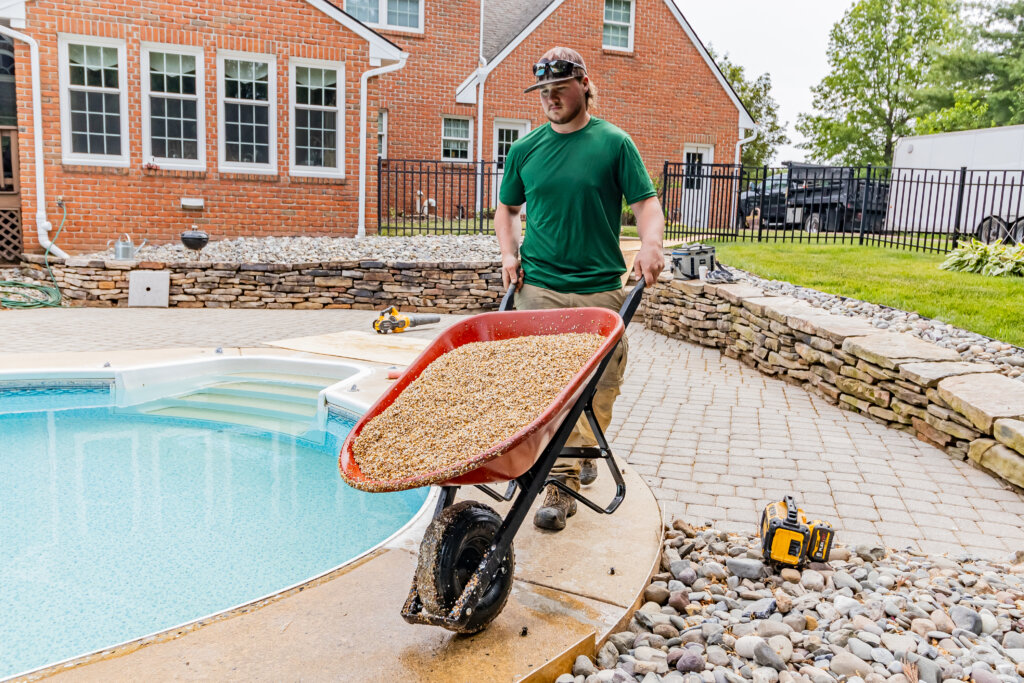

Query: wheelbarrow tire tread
[414,500,515,633]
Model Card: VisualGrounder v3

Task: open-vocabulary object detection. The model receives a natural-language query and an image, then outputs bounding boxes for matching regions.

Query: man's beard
[546,100,583,124]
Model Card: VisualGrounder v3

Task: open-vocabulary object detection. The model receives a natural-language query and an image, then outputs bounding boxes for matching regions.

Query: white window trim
[602,0,636,52]
[140,42,205,172]
[343,0,424,34]
[57,34,130,168]
[217,49,277,175]
[377,109,388,159]
[288,57,345,179]
[441,116,473,163]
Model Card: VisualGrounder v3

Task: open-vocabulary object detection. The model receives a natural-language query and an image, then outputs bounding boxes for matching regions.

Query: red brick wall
[381,0,742,184]
[15,0,378,254]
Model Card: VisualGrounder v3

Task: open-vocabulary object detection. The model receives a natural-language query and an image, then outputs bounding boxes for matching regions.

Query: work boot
[579,458,598,486]
[533,482,578,531]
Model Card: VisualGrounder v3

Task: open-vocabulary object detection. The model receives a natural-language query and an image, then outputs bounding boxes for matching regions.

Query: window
[603,0,634,51]
[441,117,471,162]
[217,51,276,174]
[58,35,129,167]
[345,0,422,32]
[684,151,703,190]
[377,110,388,159]
[289,59,344,178]
[142,44,204,170]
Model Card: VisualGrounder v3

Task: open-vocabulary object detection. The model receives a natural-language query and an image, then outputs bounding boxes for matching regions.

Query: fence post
[859,164,872,245]
[952,166,967,247]
[376,156,383,235]
[756,165,768,243]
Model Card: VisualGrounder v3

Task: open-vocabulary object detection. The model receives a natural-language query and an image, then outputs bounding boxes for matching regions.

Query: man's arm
[494,201,525,290]
[630,195,665,286]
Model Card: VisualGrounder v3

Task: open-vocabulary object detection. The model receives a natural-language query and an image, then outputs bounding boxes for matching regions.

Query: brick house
[0,0,752,258]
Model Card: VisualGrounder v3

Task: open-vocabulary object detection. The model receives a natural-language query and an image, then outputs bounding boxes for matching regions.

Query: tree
[796,0,961,166]
[708,47,789,168]
[920,0,1024,131]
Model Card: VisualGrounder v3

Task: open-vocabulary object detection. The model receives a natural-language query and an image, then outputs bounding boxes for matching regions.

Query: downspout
[0,21,69,258]
[358,55,407,238]
[475,0,486,211]
[731,125,759,229]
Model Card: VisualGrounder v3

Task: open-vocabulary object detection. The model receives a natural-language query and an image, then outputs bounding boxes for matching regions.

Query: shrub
[940,239,1024,277]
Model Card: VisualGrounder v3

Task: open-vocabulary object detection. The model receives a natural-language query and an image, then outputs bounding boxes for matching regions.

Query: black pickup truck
[738,163,890,234]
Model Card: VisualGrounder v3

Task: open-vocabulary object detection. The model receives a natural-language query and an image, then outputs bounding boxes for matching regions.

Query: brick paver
[2,309,1021,560]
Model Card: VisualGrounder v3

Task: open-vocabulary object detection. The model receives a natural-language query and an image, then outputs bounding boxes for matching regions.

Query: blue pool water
[0,387,427,679]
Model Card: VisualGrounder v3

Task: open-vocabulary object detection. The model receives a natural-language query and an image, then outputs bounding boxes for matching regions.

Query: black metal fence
[378,158,500,235]
[662,162,1024,252]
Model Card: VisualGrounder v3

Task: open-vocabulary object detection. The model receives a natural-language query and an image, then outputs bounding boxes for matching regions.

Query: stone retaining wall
[20,255,504,312]
[643,278,1024,490]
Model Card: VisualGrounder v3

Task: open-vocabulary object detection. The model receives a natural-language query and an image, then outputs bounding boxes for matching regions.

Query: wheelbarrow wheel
[415,500,515,634]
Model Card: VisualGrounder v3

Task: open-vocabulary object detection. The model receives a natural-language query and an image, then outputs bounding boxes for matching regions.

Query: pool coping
[3,344,662,683]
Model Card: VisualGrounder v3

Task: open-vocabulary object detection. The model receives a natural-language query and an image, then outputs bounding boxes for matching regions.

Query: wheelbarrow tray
[338,306,625,492]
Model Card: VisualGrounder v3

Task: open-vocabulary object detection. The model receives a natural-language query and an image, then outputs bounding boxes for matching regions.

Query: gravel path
[559,520,1024,683]
[84,234,503,264]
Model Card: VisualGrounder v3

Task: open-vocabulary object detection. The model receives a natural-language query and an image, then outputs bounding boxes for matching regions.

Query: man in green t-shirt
[495,46,665,531]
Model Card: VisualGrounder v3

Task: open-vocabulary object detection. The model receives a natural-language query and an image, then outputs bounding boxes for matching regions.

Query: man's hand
[502,252,525,290]
[631,196,666,286]
[633,241,665,286]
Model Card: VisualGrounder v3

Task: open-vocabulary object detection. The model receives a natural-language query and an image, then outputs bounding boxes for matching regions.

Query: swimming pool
[0,384,428,679]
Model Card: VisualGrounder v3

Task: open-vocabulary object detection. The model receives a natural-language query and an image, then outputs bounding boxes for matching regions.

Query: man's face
[539,77,587,124]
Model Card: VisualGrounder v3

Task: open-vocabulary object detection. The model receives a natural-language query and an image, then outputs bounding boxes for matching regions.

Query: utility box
[128,270,170,307]
[671,244,716,280]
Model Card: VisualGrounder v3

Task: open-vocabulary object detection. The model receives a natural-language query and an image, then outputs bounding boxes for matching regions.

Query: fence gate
[0,127,20,262]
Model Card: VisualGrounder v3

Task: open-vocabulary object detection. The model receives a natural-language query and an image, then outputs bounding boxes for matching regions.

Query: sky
[673,0,857,163]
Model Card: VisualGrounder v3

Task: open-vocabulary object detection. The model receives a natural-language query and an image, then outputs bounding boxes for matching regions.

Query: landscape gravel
[723,265,1024,382]
[351,333,604,482]
[84,234,504,264]
[558,520,1024,683]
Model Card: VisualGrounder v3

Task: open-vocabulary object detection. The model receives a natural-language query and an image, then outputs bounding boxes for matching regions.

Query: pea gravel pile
[352,333,605,482]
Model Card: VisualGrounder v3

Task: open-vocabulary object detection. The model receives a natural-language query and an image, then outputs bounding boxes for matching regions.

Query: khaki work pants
[514,283,628,485]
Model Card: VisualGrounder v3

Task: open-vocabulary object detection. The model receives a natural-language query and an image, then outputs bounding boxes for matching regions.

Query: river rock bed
[558,520,1024,683]
[84,234,504,265]
[724,266,1024,380]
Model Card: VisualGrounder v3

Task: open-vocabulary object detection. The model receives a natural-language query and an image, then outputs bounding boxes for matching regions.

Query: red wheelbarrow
[339,281,645,633]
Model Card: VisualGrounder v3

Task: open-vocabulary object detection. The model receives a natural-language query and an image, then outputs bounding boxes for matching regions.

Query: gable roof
[483,0,555,61]
[467,0,755,130]
[307,0,407,62]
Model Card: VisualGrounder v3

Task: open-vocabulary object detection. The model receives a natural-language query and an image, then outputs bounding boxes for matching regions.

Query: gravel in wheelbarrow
[338,306,626,493]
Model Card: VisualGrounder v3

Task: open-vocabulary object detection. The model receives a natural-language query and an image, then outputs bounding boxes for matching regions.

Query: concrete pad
[267,329,432,365]
[842,333,960,369]
[898,361,1000,388]
[938,373,1024,432]
[43,549,616,683]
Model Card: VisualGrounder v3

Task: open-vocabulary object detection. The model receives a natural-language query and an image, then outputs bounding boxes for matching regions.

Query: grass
[714,242,1024,346]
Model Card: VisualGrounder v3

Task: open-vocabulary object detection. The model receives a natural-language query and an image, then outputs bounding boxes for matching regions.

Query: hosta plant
[940,239,1024,277]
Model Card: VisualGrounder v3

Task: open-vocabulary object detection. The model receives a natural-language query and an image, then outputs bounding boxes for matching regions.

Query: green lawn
[714,242,1024,346]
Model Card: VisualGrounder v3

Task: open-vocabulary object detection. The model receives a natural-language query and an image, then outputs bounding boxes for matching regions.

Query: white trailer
[886,125,1024,243]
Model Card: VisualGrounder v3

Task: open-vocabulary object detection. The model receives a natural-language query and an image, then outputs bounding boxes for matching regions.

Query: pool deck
[4,306,1024,680]
[2,311,662,683]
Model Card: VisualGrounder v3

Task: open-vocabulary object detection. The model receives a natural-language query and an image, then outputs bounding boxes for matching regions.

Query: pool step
[144,405,313,437]
[220,372,338,389]
[197,381,323,405]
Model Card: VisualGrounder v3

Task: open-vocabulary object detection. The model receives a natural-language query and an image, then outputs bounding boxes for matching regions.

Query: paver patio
[3,308,1021,560]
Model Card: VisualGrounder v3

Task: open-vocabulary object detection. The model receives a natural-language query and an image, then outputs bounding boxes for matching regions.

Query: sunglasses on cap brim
[531,59,585,79]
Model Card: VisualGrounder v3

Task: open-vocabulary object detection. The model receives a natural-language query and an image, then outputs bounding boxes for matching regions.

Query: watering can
[108,234,147,260]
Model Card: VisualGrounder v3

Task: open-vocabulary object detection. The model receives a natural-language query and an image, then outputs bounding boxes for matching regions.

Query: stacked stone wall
[644,278,1024,491]
[20,255,504,312]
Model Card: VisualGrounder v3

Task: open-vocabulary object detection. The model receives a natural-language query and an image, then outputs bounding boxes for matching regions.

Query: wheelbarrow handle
[618,278,645,326]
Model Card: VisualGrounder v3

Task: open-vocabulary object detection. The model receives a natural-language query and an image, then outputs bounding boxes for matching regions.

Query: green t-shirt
[498,117,656,294]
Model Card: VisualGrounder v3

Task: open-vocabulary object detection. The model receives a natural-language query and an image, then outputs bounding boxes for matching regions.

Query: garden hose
[0,204,67,309]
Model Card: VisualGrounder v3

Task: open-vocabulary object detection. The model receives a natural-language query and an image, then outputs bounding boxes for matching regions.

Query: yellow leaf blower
[372,307,440,334]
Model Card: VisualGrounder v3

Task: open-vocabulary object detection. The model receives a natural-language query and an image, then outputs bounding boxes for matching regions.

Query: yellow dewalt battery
[806,520,835,563]
[759,495,810,566]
